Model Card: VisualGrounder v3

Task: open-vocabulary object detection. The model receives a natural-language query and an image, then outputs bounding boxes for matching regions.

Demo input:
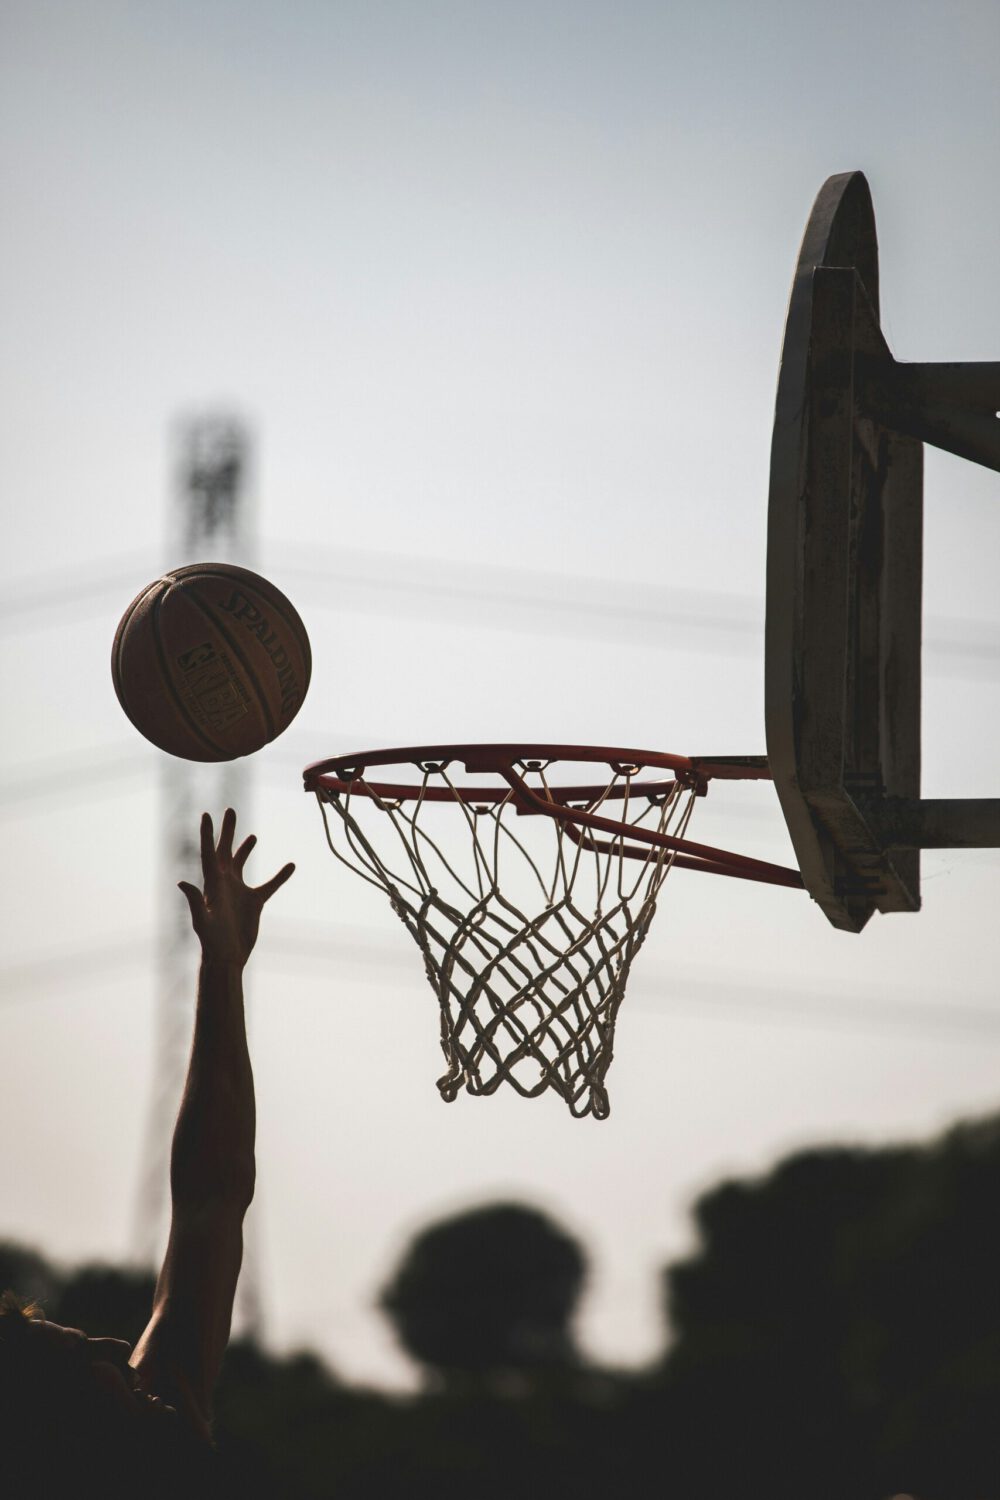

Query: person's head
[0,1290,199,1496]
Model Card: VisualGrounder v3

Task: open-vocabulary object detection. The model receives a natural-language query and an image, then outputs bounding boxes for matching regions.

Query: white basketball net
[313,758,697,1120]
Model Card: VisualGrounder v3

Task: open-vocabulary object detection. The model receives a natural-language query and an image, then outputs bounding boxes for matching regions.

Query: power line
[8,922,993,1046]
[259,928,1000,1042]
[0,739,351,809]
[637,970,1000,1042]
[0,553,155,625]
[3,542,1000,677]
[0,937,150,992]
[262,543,1000,676]
[0,742,796,821]
[0,748,149,807]
[270,546,763,649]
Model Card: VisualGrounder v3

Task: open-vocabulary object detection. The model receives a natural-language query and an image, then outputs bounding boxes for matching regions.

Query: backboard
[766,171,1000,932]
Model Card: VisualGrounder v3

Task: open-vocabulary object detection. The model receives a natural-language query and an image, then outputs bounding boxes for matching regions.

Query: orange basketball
[112,563,311,761]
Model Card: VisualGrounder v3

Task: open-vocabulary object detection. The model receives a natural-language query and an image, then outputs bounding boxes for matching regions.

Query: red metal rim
[303,742,699,804]
[302,743,803,891]
[303,744,774,801]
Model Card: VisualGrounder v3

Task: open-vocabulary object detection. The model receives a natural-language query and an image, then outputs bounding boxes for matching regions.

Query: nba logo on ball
[112,563,311,762]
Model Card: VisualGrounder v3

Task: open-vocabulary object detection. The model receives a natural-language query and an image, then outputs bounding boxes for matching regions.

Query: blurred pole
[132,414,263,1341]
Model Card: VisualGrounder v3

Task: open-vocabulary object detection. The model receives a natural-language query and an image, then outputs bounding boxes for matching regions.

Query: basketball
[112,562,311,761]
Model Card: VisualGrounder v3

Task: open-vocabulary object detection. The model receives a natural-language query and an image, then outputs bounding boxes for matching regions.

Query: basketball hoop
[303,745,801,1120]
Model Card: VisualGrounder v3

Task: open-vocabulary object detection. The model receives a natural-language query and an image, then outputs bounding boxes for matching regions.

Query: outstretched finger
[234,834,257,873]
[199,812,215,883]
[255,862,295,904]
[218,807,238,863]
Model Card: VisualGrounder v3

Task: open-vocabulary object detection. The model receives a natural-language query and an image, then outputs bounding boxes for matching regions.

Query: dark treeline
[4,1112,1000,1500]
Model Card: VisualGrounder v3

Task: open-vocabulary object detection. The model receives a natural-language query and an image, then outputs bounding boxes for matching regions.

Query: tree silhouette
[5,1113,1000,1498]
[376,1201,634,1500]
[380,1202,586,1389]
[655,1116,1000,1500]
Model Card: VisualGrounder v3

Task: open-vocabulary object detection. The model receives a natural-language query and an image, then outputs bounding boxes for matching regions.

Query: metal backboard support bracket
[766,172,1000,932]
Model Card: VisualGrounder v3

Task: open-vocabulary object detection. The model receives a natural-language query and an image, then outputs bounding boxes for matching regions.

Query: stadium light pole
[131,414,263,1339]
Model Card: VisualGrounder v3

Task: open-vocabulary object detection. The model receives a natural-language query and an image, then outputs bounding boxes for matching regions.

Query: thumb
[178,881,205,927]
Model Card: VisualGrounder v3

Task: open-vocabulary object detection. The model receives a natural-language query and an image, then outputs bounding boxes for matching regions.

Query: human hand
[178,809,294,969]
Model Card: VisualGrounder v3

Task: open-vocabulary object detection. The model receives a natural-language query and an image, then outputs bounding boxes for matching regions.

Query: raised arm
[130,809,293,1436]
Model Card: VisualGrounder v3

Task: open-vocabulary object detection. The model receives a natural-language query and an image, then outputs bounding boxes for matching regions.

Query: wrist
[200,951,249,975]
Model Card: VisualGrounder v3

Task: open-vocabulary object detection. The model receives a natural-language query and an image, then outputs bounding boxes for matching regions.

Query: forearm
[133,812,291,1424]
[169,957,256,1210]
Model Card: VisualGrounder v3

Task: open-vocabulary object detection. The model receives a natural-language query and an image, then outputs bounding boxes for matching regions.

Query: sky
[2,0,999,1389]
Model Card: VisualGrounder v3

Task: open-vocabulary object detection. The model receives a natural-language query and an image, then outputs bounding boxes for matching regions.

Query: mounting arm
[861,360,1000,473]
[851,793,1000,851]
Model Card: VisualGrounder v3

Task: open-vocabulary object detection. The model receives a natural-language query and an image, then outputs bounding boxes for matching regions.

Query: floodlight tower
[133,415,263,1336]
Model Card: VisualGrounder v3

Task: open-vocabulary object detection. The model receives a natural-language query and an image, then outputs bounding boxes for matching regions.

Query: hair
[0,1287,53,1393]
[0,1287,43,1330]
[0,1288,213,1498]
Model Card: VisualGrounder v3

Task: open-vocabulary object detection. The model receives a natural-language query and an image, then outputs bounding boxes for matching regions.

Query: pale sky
[2,0,999,1388]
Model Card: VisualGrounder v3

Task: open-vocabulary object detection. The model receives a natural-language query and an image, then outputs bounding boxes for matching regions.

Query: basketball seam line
[186,590,278,744]
[150,589,227,758]
[111,584,160,717]
[172,566,312,690]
